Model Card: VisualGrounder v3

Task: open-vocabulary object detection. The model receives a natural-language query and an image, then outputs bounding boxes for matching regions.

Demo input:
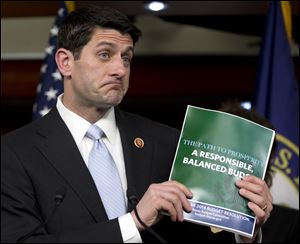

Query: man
[1,5,272,243]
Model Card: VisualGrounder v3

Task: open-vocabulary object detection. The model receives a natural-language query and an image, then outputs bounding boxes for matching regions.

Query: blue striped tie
[86,125,126,219]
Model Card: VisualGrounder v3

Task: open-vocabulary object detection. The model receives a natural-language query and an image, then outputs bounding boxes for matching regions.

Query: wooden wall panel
[129,57,255,96]
[1,60,42,97]
[1,1,59,17]
[1,56,257,134]
[2,56,257,98]
[2,56,299,134]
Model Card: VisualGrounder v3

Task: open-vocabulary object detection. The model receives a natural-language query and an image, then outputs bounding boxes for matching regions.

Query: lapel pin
[134,137,144,149]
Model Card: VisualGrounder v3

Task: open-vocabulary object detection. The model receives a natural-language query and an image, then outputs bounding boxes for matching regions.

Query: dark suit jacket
[1,108,235,243]
[262,204,299,243]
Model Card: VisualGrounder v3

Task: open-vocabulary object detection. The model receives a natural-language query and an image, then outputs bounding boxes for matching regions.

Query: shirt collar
[56,94,118,146]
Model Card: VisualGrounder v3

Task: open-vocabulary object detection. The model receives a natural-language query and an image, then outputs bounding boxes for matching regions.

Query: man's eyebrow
[96,42,133,51]
[124,47,134,55]
[96,41,134,55]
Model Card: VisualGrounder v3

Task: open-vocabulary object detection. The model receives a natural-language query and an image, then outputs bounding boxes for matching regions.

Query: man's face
[68,28,134,110]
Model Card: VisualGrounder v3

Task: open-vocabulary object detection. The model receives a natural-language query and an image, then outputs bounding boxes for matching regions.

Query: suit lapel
[115,108,154,211]
[35,108,154,216]
[35,108,107,221]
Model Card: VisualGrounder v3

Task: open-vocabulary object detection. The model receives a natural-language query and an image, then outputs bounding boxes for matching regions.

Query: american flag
[32,1,73,120]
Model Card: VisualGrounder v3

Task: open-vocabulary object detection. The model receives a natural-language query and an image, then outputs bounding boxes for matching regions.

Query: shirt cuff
[234,228,262,243]
[119,213,142,243]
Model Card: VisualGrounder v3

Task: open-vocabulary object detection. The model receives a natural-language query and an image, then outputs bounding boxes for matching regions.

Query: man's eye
[122,56,132,65]
[99,52,109,60]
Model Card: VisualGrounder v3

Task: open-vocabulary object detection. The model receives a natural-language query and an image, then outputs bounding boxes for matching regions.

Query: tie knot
[86,125,104,141]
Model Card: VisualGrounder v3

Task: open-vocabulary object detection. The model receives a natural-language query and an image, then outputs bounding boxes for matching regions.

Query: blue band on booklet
[184,201,255,236]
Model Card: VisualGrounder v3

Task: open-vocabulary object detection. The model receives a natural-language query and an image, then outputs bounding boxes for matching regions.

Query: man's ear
[55,48,73,77]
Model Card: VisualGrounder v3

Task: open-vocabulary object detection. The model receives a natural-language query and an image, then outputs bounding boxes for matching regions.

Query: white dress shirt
[56,94,142,243]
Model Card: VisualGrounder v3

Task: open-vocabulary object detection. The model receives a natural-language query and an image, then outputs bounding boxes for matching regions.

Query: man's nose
[110,56,127,78]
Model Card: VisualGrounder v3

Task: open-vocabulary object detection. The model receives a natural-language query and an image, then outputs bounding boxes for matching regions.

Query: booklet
[169,105,275,238]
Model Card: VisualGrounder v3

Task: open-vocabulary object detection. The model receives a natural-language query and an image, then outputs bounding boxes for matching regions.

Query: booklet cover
[169,105,275,238]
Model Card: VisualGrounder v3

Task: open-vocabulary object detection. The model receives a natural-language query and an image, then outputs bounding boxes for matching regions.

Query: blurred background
[1,1,299,133]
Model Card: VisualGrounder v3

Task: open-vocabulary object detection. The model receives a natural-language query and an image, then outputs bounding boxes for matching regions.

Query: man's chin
[107,91,126,104]
[103,97,124,108]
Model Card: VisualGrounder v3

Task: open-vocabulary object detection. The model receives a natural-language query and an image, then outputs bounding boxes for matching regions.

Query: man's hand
[235,175,273,242]
[131,180,193,231]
